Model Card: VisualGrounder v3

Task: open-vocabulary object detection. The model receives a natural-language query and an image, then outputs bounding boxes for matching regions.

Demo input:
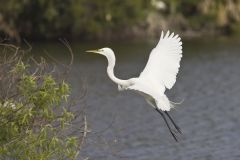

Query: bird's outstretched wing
[139,31,182,90]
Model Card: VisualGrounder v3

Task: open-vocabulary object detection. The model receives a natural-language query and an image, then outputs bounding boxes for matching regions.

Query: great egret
[86,31,183,141]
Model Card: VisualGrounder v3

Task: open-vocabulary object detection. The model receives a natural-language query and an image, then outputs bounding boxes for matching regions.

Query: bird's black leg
[155,108,178,142]
[164,111,182,134]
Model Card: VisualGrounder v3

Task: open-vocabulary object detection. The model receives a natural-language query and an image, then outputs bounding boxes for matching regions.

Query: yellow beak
[85,49,100,54]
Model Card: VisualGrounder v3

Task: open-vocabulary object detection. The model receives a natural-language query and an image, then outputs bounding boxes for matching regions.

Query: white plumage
[140,31,182,90]
[86,31,183,141]
[128,31,182,111]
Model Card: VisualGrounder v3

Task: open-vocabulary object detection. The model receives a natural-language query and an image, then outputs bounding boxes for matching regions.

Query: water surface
[33,37,240,160]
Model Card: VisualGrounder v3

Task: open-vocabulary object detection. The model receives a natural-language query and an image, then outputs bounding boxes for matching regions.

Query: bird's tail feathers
[156,95,171,111]
[169,98,184,109]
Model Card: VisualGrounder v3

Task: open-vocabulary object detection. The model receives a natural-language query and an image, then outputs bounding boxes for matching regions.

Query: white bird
[86,31,183,141]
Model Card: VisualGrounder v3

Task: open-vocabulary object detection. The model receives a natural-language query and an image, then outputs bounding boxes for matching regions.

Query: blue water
[33,36,240,160]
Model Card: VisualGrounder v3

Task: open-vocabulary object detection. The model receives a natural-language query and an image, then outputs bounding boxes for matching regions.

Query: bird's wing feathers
[139,31,182,90]
[126,31,182,111]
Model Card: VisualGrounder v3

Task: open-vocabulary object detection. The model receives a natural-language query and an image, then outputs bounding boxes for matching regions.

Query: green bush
[0,44,87,160]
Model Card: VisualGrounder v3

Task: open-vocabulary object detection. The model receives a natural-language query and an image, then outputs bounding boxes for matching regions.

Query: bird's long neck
[106,54,129,86]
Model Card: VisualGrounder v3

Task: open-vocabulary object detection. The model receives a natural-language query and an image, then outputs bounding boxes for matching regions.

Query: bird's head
[86,47,115,65]
[86,47,114,56]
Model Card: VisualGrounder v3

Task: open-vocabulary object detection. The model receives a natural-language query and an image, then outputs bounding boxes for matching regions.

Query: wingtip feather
[165,30,170,38]
[169,32,174,38]
[160,31,164,40]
